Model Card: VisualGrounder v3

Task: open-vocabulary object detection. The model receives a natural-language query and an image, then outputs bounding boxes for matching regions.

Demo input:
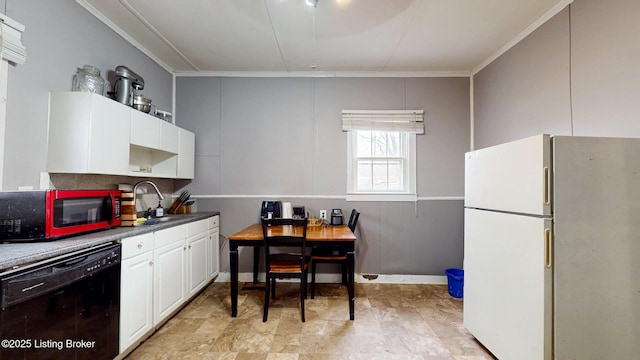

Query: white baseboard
[214,272,447,285]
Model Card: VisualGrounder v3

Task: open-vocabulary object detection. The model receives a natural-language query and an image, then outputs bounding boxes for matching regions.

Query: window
[343,110,423,202]
[0,14,27,189]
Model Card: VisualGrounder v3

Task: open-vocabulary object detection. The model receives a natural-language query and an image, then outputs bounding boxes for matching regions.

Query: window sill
[346,193,418,202]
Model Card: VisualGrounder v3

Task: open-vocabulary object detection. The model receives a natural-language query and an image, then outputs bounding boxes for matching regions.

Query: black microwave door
[0,191,47,240]
[53,196,112,228]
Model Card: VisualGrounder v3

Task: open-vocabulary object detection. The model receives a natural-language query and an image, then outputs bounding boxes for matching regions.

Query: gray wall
[569,0,640,136]
[2,0,172,190]
[175,76,470,275]
[473,0,640,148]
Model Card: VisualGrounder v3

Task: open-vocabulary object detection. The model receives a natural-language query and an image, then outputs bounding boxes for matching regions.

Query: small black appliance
[331,208,343,225]
[261,201,282,218]
[293,206,306,219]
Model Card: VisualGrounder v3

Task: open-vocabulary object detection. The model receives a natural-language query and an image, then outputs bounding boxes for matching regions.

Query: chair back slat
[309,209,358,299]
[260,217,309,322]
[261,217,308,272]
[348,209,360,233]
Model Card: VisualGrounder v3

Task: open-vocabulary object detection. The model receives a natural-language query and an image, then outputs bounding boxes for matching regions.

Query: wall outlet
[319,210,327,220]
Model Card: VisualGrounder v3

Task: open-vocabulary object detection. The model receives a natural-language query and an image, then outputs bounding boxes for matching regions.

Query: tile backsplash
[48,173,174,213]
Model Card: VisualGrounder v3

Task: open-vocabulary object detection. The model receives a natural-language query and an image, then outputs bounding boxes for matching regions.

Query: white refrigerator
[463,134,640,360]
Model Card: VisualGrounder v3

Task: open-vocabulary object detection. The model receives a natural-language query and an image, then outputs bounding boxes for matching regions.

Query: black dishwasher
[0,243,120,360]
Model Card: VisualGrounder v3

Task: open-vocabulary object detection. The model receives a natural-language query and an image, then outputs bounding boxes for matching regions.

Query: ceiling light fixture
[306,0,318,8]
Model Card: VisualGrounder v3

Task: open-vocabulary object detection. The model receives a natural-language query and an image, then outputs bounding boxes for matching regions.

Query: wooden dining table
[228,223,357,320]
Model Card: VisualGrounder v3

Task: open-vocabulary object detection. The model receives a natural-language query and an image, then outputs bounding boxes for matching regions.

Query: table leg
[230,243,239,317]
[347,250,355,320]
[253,245,260,284]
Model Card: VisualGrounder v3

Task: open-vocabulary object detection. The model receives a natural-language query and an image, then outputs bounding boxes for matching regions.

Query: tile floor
[125,281,495,359]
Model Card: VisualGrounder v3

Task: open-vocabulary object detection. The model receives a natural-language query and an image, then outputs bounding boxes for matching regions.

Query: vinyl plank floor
[125,282,495,359]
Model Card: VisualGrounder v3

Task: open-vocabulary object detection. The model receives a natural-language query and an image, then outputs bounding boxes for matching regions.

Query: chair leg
[304,270,308,299]
[271,277,277,300]
[300,274,306,322]
[263,275,270,322]
[341,263,348,285]
[310,260,317,299]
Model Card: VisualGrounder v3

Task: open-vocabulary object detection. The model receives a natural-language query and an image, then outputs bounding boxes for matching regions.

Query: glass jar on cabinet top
[72,65,105,95]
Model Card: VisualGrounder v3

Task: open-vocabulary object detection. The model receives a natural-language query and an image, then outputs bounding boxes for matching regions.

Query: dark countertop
[0,212,219,273]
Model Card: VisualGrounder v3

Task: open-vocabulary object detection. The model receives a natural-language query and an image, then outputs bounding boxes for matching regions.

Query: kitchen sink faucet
[133,180,164,216]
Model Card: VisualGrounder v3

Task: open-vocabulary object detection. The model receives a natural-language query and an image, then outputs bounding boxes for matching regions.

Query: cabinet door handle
[137,242,143,249]
[149,260,154,266]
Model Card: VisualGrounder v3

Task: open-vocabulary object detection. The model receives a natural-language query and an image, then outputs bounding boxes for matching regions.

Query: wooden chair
[310,209,360,299]
[261,217,309,322]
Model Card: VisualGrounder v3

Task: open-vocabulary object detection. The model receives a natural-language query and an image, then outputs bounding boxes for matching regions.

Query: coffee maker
[292,206,306,219]
[260,201,282,219]
[112,65,144,106]
[331,209,343,225]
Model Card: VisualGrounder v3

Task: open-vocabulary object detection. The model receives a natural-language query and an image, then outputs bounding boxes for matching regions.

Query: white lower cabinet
[119,215,219,356]
[186,220,209,297]
[184,215,220,295]
[153,225,187,326]
[120,233,154,353]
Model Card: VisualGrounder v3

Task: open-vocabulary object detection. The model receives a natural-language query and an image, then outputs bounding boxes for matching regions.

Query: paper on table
[282,202,292,218]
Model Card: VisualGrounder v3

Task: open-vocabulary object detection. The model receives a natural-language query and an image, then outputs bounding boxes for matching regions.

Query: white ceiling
[78,0,569,75]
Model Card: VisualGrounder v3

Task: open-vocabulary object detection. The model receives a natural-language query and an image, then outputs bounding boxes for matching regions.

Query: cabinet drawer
[155,224,186,248]
[122,233,154,259]
[208,215,219,228]
[186,219,208,237]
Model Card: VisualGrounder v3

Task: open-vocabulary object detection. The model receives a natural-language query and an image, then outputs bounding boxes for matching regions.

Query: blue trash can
[445,268,464,299]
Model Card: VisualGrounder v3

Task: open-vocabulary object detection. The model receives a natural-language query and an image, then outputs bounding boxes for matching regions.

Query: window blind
[341,110,425,134]
[0,14,26,65]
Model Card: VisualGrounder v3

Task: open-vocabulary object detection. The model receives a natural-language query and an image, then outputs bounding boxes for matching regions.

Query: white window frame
[0,60,7,189]
[346,130,417,202]
[0,14,27,189]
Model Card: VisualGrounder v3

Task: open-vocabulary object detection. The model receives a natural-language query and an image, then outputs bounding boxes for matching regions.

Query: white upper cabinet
[47,92,194,179]
[130,110,179,154]
[177,128,195,179]
[48,92,130,175]
[160,121,179,154]
[131,110,161,150]
[129,112,180,178]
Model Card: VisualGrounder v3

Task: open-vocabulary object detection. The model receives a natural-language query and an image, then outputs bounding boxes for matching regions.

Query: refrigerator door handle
[544,228,552,268]
[543,166,551,205]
